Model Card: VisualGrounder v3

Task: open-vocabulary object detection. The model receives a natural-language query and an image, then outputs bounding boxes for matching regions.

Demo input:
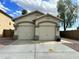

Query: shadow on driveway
[0,38,16,45]
[62,38,79,52]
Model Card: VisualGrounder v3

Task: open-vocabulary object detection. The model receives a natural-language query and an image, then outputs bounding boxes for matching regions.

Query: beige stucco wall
[15,12,44,36]
[36,16,59,25]
[15,12,44,24]
[0,12,14,34]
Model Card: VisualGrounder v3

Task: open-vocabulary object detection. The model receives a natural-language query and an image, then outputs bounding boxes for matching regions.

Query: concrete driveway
[0,39,79,59]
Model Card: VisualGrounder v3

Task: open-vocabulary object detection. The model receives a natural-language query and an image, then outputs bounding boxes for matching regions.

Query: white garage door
[18,24,34,40]
[38,23,56,40]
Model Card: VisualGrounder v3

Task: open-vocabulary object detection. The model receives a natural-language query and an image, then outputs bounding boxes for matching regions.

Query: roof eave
[14,10,44,21]
[0,10,13,19]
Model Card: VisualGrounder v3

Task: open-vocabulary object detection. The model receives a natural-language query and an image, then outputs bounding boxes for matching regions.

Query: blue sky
[0,0,59,17]
[0,0,23,17]
[0,0,79,30]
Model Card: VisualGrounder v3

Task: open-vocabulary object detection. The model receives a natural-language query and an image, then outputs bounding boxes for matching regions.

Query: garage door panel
[18,25,34,40]
[38,24,56,40]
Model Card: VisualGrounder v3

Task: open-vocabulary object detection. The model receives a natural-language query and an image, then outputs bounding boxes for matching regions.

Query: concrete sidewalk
[0,40,79,59]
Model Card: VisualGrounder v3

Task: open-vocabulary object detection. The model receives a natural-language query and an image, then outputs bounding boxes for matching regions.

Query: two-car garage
[16,21,56,41]
[14,11,60,41]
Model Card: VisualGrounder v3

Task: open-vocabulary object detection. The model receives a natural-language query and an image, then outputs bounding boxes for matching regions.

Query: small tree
[57,0,78,31]
[22,9,27,15]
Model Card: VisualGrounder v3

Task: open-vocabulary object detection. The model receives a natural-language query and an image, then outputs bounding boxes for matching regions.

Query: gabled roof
[0,10,12,19]
[14,10,44,21]
[33,14,62,21]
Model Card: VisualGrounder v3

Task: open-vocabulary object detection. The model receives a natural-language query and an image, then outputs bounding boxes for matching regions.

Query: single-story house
[14,11,61,41]
[0,10,14,35]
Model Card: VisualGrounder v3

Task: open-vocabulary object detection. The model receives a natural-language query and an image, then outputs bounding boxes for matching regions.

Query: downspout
[33,20,36,41]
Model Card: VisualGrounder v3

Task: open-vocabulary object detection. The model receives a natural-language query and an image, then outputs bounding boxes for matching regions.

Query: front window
[9,22,11,25]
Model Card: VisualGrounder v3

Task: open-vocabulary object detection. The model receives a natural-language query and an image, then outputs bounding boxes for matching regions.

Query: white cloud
[0,2,11,12]
[9,10,22,18]
[11,0,59,16]
[9,14,15,17]
[0,1,22,18]
[10,10,31,18]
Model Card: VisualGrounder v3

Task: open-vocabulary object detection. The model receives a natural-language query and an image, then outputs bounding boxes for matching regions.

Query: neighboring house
[0,10,14,35]
[14,11,61,41]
